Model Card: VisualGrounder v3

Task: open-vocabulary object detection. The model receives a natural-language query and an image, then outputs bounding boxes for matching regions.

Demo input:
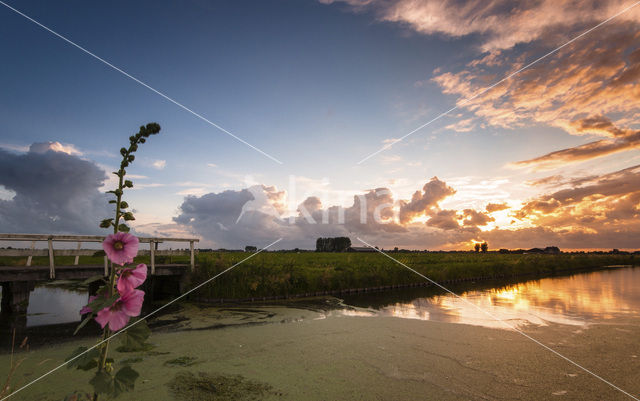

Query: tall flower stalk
[66,123,160,400]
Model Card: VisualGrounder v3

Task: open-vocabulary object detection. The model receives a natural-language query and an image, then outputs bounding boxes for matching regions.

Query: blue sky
[2,0,640,250]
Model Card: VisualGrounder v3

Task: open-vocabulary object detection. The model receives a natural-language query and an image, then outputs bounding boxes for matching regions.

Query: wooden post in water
[47,238,55,279]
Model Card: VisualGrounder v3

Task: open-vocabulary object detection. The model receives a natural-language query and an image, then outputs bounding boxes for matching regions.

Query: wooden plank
[0,233,199,242]
[52,249,102,257]
[137,249,189,256]
[0,264,187,281]
[104,256,108,276]
[48,239,55,279]
[0,249,49,257]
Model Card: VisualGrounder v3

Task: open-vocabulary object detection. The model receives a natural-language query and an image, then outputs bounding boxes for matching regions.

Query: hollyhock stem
[93,158,125,401]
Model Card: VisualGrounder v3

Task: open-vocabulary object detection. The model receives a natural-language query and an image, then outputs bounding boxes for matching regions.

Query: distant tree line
[316,237,351,252]
[474,242,488,253]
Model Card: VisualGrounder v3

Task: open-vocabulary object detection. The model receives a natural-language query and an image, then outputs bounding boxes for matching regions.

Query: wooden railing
[0,234,199,279]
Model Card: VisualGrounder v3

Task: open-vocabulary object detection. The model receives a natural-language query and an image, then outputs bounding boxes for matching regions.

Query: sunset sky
[1,0,639,250]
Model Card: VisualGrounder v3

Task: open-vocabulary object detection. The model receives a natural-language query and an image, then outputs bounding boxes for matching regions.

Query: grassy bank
[188,252,636,300]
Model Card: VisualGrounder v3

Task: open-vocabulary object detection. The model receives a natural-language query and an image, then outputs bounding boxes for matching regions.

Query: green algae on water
[167,371,278,401]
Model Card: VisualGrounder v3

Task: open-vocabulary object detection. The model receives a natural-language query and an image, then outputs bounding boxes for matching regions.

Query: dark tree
[315,237,351,252]
[481,242,488,253]
[474,243,480,252]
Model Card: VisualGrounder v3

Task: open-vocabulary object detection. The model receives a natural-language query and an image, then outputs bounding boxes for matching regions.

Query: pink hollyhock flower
[117,263,147,293]
[103,232,139,266]
[94,289,145,331]
[79,295,98,315]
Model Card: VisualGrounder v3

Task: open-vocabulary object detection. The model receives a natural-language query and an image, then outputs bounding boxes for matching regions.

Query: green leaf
[118,224,130,233]
[124,180,133,188]
[87,292,119,313]
[82,275,105,285]
[90,366,139,398]
[73,314,93,336]
[66,346,99,371]
[109,200,117,204]
[119,201,129,209]
[90,371,112,394]
[118,320,151,352]
[114,366,139,395]
[120,147,128,156]
[123,212,135,221]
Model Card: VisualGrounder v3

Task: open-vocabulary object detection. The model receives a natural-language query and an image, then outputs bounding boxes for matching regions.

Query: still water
[340,266,640,329]
[19,266,640,329]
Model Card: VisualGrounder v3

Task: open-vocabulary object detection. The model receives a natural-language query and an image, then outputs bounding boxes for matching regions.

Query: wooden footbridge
[0,233,199,315]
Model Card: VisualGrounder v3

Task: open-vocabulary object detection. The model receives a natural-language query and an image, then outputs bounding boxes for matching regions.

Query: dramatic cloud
[432,23,640,169]
[513,117,640,170]
[460,209,494,227]
[323,1,640,169]
[485,202,509,212]
[425,209,460,230]
[0,143,110,234]
[514,165,640,242]
[320,0,640,51]
[173,165,640,250]
[398,177,456,223]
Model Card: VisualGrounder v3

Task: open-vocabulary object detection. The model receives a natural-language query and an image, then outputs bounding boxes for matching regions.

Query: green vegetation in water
[164,356,198,367]
[167,371,278,401]
[188,252,637,299]
[120,356,144,365]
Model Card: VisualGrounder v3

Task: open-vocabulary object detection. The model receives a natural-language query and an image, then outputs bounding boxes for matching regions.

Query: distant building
[544,246,560,254]
[526,246,560,254]
[347,246,376,252]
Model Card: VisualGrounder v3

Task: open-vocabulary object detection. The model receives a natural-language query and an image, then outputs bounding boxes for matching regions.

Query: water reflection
[341,267,640,329]
[27,286,87,327]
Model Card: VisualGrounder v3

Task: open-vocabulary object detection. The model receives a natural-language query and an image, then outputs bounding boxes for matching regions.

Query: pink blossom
[94,289,145,331]
[103,232,139,266]
[79,295,98,315]
[117,263,147,293]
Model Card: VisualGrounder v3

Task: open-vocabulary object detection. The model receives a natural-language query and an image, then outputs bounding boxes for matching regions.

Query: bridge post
[74,241,82,265]
[150,240,156,275]
[47,238,55,279]
[26,241,35,267]
[1,281,35,314]
[190,241,195,271]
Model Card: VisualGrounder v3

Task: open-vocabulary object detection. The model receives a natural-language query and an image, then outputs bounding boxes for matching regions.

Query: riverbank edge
[189,263,637,304]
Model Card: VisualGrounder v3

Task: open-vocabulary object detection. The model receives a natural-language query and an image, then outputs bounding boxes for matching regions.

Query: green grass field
[188,252,637,300]
[1,251,635,300]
